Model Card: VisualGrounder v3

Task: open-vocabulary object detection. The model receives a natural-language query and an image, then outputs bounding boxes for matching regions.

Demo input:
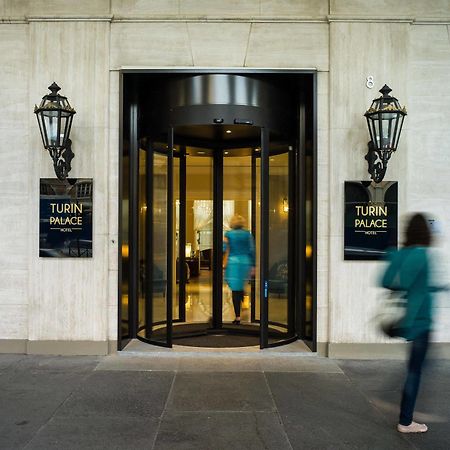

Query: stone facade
[0,0,449,356]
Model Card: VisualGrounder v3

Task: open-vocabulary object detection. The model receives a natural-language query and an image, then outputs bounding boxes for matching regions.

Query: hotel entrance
[120,72,316,350]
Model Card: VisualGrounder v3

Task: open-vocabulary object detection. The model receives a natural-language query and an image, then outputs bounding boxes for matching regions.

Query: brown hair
[230,214,246,229]
[404,213,432,247]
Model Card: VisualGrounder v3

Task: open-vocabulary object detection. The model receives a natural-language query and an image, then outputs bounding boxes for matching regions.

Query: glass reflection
[152,152,168,340]
[268,150,290,341]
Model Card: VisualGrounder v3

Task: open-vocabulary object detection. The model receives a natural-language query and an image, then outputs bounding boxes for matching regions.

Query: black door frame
[119,69,317,351]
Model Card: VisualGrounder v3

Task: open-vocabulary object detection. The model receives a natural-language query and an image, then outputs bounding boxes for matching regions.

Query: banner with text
[344,181,397,260]
[39,178,93,257]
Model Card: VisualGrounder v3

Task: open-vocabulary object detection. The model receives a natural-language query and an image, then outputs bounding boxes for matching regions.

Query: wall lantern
[364,85,407,183]
[34,82,76,180]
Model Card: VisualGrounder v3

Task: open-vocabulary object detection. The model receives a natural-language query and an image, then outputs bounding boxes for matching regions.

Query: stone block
[260,0,328,18]
[111,23,192,69]
[246,23,329,71]
[188,23,251,67]
[180,0,259,17]
[111,0,178,17]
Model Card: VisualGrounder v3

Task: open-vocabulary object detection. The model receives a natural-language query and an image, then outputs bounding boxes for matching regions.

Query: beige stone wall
[27,21,110,342]
[0,24,29,341]
[408,23,450,342]
[328,21,411,345]
[0,0,449,352]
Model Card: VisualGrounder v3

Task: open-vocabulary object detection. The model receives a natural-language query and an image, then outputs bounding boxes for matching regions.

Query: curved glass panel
[267,147,294,344]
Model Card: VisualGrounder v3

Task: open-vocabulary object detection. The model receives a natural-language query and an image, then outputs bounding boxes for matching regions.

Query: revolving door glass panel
[267,146,295,345]
[222,151,260,332]
[171,126,263,340]
[137,141,173,347]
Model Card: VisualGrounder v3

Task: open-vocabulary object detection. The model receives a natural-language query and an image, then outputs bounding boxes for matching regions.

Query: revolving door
[120,72,316,349]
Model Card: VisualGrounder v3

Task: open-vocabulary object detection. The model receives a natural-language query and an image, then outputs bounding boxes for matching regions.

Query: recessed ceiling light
[197,151,205,155]
[224,151,229,155]
[255,148,260,152]
[225,130,232,134]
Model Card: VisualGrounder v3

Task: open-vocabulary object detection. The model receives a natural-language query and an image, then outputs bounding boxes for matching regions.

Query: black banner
[39,178,93,257]
[344,181,397,260]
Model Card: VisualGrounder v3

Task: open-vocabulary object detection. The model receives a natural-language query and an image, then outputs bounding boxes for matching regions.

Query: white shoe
[397,422,428,433]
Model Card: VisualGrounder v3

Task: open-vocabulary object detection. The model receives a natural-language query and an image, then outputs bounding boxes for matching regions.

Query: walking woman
[381,213,443,433]
[223,214,255,324]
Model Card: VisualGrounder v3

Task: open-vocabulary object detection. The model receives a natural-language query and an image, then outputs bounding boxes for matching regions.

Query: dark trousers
[399,330,430,426]
[232,291,244,317]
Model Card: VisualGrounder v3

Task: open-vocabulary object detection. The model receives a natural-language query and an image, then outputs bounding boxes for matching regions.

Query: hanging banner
[39,178,93,257]
[344,181,397,260]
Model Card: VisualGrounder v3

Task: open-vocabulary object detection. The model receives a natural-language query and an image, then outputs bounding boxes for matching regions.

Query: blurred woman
[381,213,443,433]
[223,215,255,324]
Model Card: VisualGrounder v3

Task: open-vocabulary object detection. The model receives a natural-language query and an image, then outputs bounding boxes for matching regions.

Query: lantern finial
[379,84,392,97]
[48,82,61,95]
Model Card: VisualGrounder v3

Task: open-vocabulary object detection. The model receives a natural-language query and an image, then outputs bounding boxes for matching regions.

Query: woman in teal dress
[223,214,255,324]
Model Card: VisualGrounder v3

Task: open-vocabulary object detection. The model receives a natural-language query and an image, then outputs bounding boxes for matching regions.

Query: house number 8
[366,76,374,89]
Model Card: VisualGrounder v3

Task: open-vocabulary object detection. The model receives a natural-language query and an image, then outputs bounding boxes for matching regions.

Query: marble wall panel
[30,22,109,129]
[316,305,329,343]
[330,23,410,131]
[180,0,259,17]
[260,0,329,17]
[2,0,110,17]
[28,21,110,342]
[111,23,192,69]
[0,25,28,128]
[108,270,119,308]
[328,22,410,343]
[28,234,108,341]
[187,23,251,67]
[330,0,450,17]
[328,234,387,343]
[0,131,29,196]
[245,23,329,70]
[108,303,118,341]
[111,0,178,16]
[0,305,27,339]
[0,26,29,308]
[407,24,450,341]
[0,270,27,305]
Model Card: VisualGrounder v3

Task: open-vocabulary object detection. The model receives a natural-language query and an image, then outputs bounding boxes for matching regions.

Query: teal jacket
[381,247,433,340]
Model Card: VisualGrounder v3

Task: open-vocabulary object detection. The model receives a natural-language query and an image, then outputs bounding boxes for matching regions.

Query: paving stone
[96,355,180,371]
[261,355,343,373]
[167,372,275,412]
[178,355,261,372]
[25,416,159,450]
[266,372,413,449]
[154,411,291,450]
[0,387,72,449]
[337,359,405,391]
[0,366,89,394]
[0,354,25,371]
[13,355,101,373]
[56,371,174,419]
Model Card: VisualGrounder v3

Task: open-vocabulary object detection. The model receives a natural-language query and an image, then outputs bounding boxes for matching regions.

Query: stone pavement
[0,341,449,450]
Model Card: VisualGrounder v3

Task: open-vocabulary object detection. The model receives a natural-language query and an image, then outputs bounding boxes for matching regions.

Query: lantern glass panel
[369,117,379,148]
[394,115,405,149]
[36,112,47,147]
[59,115,69,146]
[43,111,59,147]
[381,118,392,149]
